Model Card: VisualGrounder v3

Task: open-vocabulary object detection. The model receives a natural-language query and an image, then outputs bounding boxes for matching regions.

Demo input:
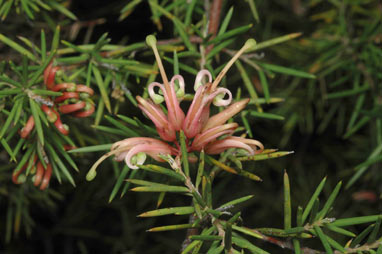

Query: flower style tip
[146,35,185,131]
[145,34,157,48]
[205,136,264,156]
[211,39,257,91]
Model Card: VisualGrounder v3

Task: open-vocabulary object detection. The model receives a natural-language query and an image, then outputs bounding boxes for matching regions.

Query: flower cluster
[15,62,95,189]
[12,155,52,190]
[87,36,263,179]
[20,62,95,138]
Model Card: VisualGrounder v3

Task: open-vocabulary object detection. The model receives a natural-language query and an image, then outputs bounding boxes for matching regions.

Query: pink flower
[87,36,263,180]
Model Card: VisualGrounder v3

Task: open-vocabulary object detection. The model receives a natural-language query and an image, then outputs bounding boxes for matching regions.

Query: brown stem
[180,214,199,253]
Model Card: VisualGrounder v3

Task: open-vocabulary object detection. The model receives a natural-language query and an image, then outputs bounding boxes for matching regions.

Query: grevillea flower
[87,36,263,181]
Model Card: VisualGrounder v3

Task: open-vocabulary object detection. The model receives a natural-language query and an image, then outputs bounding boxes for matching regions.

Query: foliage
[0,0,381,253]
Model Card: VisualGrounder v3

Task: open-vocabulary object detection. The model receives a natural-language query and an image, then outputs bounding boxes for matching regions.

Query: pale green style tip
[86,170,97,181]
[176,88,184,99]
[244,38,257,51]
[152,94,164,104]
[146,35,157,48]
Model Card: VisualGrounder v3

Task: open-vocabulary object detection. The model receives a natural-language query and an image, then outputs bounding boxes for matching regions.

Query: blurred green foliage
[0,0,381,253]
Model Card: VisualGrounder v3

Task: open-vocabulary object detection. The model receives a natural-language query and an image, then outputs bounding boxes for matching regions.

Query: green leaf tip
[146,35,157,48]
[244,38,257,51]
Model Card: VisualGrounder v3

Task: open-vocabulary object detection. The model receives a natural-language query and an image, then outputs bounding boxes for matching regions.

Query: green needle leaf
[0,34,37,61]
[237,151,293,161]
[195,150,204,190]
[248,33,302,52]
[0,98,21,140]
[109,165,130,203]
[232,225,263,239]
[258,62,315,79]
[249,110,285,120]
[179,130,189,176]
[92,65,112,113]
[128,179,189,193]
[138,164,185,182]
[284,171,292,230]
[232,236,270,254]
[48,2,77,20]
[316,181,342,220]
[302,177,326,224]
[224,222,232,250]
[189,235,222,241]
[350,224,374,248]
[218,195,254,209]
[367,215,382,243]
[138,206,194,217]
[314,226,333,254]
[147,223,197,232]
[331,215,380,227]
[325,225,355,237]
[208,24,253,45]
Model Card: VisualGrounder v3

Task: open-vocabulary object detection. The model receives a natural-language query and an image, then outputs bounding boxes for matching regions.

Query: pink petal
[202,99,249,132]
[183,84,211,138]
[207,87,232,107]
[191,123,238,151]
[167,75,185,129]
[205,136,264,155]
[137,96,176,141]
[194,69,212,91]
[124,143,176,169]
[147,78,185,131]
